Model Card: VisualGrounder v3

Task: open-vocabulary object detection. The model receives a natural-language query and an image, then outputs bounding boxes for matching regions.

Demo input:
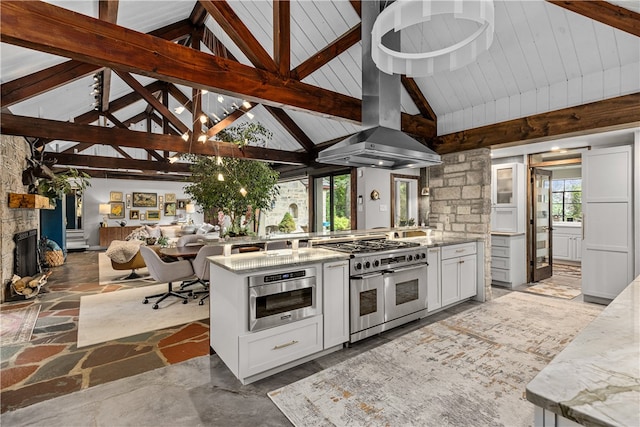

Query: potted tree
[184,122,280,237]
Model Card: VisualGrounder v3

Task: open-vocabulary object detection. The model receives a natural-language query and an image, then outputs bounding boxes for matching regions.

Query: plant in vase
[183,122,280,238]
[37,168,92,207]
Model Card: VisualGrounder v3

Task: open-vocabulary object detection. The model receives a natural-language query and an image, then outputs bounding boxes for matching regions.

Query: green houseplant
[184,122,280,236]
[38,168,92,207]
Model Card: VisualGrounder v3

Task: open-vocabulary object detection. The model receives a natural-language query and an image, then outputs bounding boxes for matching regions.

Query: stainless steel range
[317,238,428,342]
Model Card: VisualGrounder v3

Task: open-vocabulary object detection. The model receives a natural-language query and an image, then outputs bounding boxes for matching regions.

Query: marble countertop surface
[394,236,483,247]
[208,248,350,273]
[526,275,640,427]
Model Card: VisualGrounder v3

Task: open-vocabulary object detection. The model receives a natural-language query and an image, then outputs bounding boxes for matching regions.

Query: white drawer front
[491,246,510,258]
[240,316,323,378]
[491,235,510,248]
[441,243,477,260]
[491,257,510,269]
[491,268,511,283]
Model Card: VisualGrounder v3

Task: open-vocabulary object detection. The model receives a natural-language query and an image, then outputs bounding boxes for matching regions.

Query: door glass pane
[496,167,514,204]
[359,289,378,316]
[535,174,551,269]
[332,174,351,231]
[395,279,419,305]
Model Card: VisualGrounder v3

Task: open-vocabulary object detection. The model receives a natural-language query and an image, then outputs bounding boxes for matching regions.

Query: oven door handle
[351,272,384,280]
[383,262,428,274]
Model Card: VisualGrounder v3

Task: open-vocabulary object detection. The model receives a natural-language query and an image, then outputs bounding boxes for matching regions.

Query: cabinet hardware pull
[326,263,348,268]
[429,249,439,253]
[273,340,299,350]
[455,249,465,253]
[459,260,465,264]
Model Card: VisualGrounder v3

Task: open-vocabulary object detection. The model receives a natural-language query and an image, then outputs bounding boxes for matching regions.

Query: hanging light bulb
[181,132,189,141]
[242,100,251,109]
[246,112,255,120]
[239,187,247,197]
[217,173,224,181]
[202,89,208,95]
[212,113,221,122]
[217,95,224,103]
[198,134,207,143]
[199,114,208,124]
[216,156,223,166]
[174,106,185,114]
[168,156,178,163]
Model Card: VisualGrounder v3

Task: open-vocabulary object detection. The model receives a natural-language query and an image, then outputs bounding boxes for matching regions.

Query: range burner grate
[319,239,419,254]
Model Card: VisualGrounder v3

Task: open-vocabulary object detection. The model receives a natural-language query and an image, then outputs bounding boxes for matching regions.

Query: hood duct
[317,0,442,170]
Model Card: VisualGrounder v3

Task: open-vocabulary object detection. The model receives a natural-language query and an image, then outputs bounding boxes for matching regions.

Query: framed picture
[165,193,176,203]
[177,199,190,210]
[146,210,160,220]
[140,213,145,221]
[159,195,163,204]
[109,202,125,218]
[126,193,132,209]
[129,210,139,220]
[132,192,157,207]
[110,191,123,202]
[164,202,176,216]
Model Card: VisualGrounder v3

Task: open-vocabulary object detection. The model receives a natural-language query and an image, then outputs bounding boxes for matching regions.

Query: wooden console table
[99,226,139,247]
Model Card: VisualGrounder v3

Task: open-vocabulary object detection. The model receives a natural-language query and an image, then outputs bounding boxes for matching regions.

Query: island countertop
[393,236,484,247]
[208,248,350,273]
[525,275,640,427]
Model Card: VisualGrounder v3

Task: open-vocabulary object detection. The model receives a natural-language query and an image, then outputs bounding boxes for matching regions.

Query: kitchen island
[207,233,485,384]
[526,275,640,427]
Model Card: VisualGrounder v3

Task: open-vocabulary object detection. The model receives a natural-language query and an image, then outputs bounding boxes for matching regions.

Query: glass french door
[313,173,351,232]
[530,168,552,282]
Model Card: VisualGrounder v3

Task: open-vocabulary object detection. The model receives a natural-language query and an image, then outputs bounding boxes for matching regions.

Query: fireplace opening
[14,229,40,278]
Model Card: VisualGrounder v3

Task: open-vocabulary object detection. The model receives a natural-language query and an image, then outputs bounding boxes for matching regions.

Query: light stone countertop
[526,275,640,427]
[208,248,350,274]
[393,236,483,247]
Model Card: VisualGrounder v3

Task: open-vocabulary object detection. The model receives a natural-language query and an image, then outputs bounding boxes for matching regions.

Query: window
[288,203,298,219]
[552,179,581,222]
[313,173,351,231]
[391,174,419,227]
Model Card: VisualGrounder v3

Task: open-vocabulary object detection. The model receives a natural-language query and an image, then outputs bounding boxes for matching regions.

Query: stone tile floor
[0,251,210,414]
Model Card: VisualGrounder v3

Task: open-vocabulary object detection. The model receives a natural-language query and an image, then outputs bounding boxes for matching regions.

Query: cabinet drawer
[441,243,477,260]
[491,257,510,269]
[491,268,510,283]
[491,246,510,258]
[239,316,323,378]
[491,235,510,248]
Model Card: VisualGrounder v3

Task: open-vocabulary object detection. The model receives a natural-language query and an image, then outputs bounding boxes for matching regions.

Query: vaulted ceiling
[1,0,639,181]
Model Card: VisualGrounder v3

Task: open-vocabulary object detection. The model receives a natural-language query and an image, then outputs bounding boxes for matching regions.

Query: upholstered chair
[189,245,237,305]
[176,234,200,247]
[139,245,194,309]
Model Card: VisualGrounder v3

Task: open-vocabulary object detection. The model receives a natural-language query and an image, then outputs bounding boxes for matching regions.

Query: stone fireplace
[1,135,40,302]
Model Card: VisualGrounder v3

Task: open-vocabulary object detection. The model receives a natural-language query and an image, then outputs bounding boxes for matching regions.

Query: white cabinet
[491,163,525,233]
[441,243,477,306]
[491,233,526,288]
[426,247,441,312]
[322,261,349,348]
[552,225,582,262]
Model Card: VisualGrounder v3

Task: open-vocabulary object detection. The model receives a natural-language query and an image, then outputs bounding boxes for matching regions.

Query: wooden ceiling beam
[189,2,208,27]
[401,76,437,122]
[0,1,370,132]
[205,103,257,138]
[114,70,190,135]
[1,114,310,165]
[45,153,188,173]
[264,105,315,153]
[291,24,361,80]
[349,0,361,17]
[1,19,191,109]
[273,0,291,77]
[98,0,119,111]
[104,111,167,162]
[547,1,640,37]
[60,167,189,182]
[199,0,278,73]
[62,142,95,154]
[434,93,640,154]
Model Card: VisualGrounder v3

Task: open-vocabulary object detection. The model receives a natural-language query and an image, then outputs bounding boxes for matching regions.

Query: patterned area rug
[0,305,41,345]
[521,283,581,299]
[98,252,152,285]
[268,292,602,427]
[77,283,208,348]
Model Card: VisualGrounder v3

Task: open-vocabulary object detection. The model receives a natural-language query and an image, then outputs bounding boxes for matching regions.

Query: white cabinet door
[573,237,582,261]
[441,257,460,306]
[582,145,633,299]
[323,261,349,348]
[492,164,517,207]
[426,248,441,312]
[491,163,525,233]
[553,234,572,260]
[459,254,477,299]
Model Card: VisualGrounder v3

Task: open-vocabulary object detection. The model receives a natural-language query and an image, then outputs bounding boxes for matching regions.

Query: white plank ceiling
[1,0,638,159]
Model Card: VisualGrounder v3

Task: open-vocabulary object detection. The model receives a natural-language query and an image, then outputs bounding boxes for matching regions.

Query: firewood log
[13,276,32,292]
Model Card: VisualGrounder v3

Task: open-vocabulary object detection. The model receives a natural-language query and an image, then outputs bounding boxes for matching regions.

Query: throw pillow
[125,226,149,241]
[145,225,162,238]
[196,223,215,235]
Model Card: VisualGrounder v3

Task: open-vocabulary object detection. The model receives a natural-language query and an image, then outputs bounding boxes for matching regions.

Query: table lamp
[99,203,111,227]
[185,203,195,225]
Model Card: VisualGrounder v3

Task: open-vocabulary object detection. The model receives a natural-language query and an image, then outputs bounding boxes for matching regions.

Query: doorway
[312,171,354,232]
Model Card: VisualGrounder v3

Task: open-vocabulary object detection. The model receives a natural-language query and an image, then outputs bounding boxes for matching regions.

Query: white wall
[356,167,420,229]
[82,178,204,248]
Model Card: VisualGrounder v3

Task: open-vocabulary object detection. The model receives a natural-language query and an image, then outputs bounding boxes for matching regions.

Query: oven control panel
[351,249,427,276]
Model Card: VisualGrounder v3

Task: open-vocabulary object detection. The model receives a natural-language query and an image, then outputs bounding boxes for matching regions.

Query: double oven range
[317,238,429,343]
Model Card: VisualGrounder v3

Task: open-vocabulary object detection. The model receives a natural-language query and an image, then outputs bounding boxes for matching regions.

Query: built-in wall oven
[248,267,317,332]
[318,239,428,342]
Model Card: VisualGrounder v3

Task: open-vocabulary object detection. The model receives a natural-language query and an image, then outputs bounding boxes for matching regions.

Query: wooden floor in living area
[0,251,209,414]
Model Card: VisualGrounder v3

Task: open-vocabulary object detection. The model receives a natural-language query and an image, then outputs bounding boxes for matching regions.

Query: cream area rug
[268,292,602,427]
[521,283,582,300]
[0,305,41,345]
[98,252,152,285]
[77,283,209,348]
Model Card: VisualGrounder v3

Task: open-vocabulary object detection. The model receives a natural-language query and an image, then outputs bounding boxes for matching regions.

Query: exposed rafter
[401,76,436,122]
[97,0,119,112]
[46,153,189,173]
[547,0,640,37]
[273,0,291,77]
[264,105,315,153]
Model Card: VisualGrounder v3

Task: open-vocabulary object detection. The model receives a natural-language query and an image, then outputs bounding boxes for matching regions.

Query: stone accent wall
[1,135,40,302]
[261,179,309,233]
[428,148,492,300]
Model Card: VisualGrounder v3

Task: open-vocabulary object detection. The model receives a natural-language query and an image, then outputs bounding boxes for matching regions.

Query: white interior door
[582,145,633,300]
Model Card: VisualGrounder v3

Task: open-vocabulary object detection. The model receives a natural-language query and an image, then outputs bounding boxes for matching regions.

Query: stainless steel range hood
[317,0,441,170]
